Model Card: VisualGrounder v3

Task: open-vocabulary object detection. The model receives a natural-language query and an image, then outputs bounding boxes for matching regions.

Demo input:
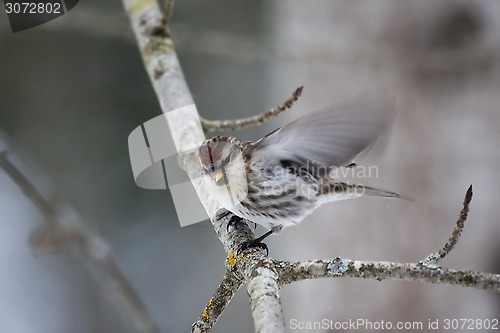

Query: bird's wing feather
[250,91,397,175]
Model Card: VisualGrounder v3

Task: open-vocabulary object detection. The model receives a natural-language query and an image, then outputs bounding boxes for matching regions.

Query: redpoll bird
[199,92,401,247]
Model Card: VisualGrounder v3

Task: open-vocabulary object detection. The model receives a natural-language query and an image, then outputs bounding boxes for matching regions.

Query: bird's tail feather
[361,185,401,198]
[320,181,404,202]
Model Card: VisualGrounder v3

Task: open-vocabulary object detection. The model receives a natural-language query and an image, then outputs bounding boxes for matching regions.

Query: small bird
[199,91,401,248]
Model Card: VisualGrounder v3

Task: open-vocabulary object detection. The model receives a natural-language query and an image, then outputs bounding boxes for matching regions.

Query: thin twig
[201,86,304,132]
[419,185,473,267]
[0,137,159,333]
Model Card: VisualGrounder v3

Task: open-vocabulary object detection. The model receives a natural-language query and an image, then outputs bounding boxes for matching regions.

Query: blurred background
[1,0,500,332]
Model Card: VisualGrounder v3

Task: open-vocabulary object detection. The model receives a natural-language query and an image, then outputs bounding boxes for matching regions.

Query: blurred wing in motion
[251,91,397,176]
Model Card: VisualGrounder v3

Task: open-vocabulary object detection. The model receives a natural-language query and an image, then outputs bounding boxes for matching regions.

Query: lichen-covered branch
[208,212,284,333]
[0,136,159,333]
[278,258,500,292]
[247,260,284,333]
[123,0,193,112]
[201,86,303,132]
[192,270,244,333]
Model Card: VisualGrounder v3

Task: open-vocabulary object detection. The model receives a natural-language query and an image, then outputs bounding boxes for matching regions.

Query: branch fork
[119,1,500,332]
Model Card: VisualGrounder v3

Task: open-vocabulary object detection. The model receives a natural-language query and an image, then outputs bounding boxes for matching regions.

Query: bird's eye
[220,154,232,168]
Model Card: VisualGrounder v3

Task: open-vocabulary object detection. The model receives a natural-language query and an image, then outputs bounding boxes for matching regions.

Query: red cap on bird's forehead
[199,141,223,167]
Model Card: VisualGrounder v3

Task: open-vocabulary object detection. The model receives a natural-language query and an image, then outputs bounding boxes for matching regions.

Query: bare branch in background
[0,136,159,333]
[201,86,303,132]
[5,5,497,77]
[0,142,57,224]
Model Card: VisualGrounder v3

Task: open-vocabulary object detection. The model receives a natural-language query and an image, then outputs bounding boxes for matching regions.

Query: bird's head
[198,136,248,209]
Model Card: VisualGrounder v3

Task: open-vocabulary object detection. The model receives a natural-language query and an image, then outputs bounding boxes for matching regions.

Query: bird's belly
[221,170,320,229]
[229,195,319,230]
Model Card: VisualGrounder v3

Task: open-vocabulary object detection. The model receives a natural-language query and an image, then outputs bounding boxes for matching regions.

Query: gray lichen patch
[326,258,350,276]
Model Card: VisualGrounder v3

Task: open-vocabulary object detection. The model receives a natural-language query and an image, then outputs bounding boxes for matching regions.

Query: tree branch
[0,136,159,333]
[247,260,284,333]
[201,86,303,132]
[278,258,500,291]
[122,1,284,332]
[123,0,193,111]
[191,269,244,333]
[419,184,472,267]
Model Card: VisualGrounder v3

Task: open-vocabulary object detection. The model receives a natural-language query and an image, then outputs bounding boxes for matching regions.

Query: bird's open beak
[214,170,225,186]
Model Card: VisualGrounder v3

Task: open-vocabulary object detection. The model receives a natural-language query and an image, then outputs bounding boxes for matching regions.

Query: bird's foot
[226,215,245,232]
[238,239,269,256]
[237,229,276,256]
